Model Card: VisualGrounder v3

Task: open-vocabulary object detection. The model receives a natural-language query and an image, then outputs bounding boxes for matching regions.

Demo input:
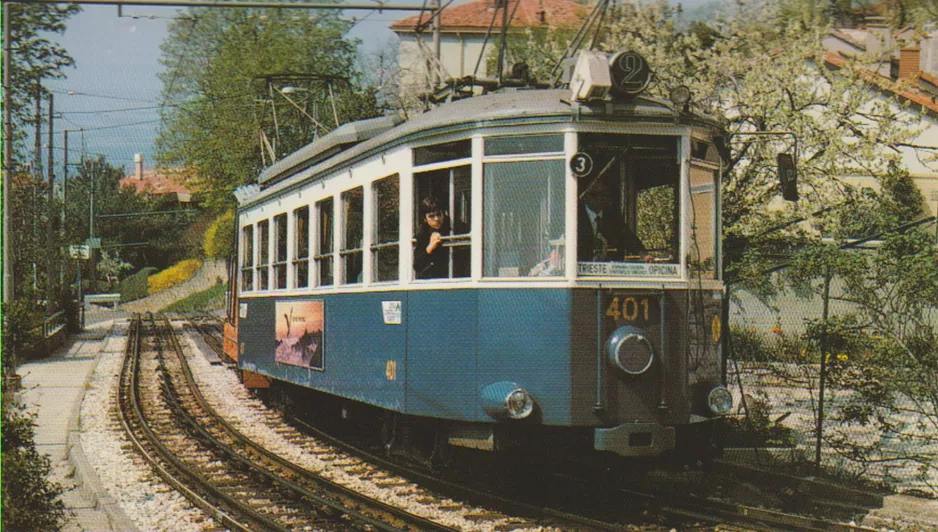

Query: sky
[40,0,713,178]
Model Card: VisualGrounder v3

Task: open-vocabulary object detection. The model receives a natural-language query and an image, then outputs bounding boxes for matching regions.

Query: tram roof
[245,89,722,206]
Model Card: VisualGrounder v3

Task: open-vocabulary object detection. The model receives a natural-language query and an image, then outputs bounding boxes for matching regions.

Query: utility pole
[47,92,57,310]
[89,160,97,291]
[33,82,43,179]
[63,130,69,213]
[3,1,14,306]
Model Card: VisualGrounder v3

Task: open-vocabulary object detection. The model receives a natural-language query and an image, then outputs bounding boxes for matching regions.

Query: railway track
[120,314,459,531]
[187,315,879,532]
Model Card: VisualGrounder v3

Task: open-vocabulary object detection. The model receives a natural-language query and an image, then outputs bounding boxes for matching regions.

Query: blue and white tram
[232,51,733,461]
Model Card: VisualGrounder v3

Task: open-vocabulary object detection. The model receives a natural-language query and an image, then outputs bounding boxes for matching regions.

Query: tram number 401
[606,297,651,322]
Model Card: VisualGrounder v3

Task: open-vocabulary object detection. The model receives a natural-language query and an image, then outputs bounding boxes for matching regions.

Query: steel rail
[4,0,434,10]
[165,316,457,532]
[117,315,261,532]
[286,416,632,531]
[618,485,878,532]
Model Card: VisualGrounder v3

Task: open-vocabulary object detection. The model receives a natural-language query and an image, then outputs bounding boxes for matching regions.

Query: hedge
[119,267,157,303]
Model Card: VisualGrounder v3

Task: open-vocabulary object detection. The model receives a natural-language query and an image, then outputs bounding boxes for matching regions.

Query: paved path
[121,259,227,314]
[17,320,136,532]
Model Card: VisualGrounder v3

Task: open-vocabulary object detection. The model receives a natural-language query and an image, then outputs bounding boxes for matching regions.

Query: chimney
[134,153,143,179]
[899,46,921,79]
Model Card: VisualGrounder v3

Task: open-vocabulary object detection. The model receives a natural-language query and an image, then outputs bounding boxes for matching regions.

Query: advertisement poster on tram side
[275,300,324,369]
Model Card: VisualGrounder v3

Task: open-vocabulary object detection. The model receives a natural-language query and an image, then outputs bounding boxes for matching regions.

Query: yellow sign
[385,360,397,381]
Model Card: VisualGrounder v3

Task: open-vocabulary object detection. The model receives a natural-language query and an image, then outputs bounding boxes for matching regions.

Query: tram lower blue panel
[477,290,573,424]
[238,288,579,424]
[405,290,479,419]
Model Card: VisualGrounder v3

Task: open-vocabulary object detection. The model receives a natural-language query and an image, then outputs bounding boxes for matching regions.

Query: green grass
[161,281,227,313]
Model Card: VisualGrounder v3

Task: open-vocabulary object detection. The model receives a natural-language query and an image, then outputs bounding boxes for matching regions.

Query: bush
[118,267,157,303]
[148,259,202,294]
[728,325,770,361]
[2,300,44,364]
[2,404,69,531]
[203,210,234,260]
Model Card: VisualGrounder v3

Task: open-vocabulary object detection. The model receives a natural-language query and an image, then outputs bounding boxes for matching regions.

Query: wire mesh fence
[723,269,938,497]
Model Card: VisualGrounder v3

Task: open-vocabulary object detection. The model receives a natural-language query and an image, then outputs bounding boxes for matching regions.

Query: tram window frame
[292,206,310,289]
[241,225,254,292]
[341,187,364,285]
[273,213,288,290]
[256,219,270,290]
[413,165,471,280]
[371,174,400,283]
[315,198,334,287]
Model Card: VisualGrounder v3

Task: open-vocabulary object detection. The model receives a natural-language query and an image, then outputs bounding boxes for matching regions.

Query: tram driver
[578,177,652,263]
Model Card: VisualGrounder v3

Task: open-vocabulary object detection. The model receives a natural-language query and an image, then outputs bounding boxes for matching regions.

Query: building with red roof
[390,0,586,95]
[118,153,192,203]
[822,16,938,216]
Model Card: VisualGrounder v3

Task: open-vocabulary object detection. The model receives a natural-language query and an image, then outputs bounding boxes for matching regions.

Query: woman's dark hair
[418,197,449,233]
[419,197,442,220]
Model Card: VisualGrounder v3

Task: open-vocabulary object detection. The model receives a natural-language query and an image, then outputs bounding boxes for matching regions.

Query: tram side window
[241,225,254,291]
[413,166,471,280]
[372,175,400,282]
[293,206,310,289]
[689,164,718,279]
[341,187,364,285]
[273,214,288,289]
[483,160,566,277]
[257,219,270,290]
[315,198,334,287]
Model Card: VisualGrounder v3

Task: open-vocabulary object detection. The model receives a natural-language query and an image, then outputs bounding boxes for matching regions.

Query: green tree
[5,3,81,162]
[156,7,381,210]
[203,210,235,260]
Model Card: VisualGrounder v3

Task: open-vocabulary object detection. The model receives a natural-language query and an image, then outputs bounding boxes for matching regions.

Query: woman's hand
[427,231,442,254]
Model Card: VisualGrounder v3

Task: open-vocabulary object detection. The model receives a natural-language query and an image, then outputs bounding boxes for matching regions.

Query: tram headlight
[506,389,535,420]
[481,381,535,420]
[606,326,655,376]
[707,386,734,416]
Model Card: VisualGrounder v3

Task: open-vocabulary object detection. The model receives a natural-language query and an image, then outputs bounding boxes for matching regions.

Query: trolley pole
[432,0,440,88]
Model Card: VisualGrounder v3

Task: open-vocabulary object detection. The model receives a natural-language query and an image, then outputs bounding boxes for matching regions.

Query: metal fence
[723,269,938,497]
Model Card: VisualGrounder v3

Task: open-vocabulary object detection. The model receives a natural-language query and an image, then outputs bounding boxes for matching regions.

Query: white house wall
[398,32,494,92]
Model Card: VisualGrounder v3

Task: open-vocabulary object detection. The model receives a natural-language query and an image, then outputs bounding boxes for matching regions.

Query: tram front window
[577,134,679,277]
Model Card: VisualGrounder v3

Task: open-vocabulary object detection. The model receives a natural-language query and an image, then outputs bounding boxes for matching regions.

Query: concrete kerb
[65,319,139,532]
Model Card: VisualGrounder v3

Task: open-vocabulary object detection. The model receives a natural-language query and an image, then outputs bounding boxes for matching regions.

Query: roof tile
[391,0,586,32]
